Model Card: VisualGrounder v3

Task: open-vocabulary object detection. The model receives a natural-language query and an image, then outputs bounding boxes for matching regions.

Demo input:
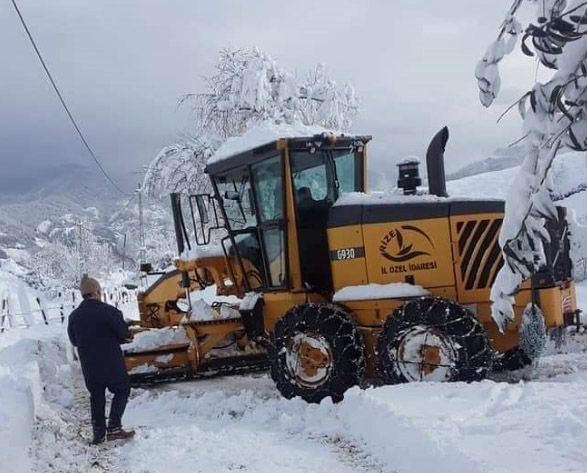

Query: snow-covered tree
[476,0,587,330]
[32,241,80,288]
[31,215,118,288]
[109,196,177,271]
[143,140,215,198]
[144,47,359,197]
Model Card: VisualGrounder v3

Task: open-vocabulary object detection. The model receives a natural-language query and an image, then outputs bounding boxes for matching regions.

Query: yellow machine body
[326,203,576,376]
[126,132,577,385]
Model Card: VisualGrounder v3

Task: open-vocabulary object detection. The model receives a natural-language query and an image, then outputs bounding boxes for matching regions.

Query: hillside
[448,150,587,217]
[0,164,174,289]
[446,145,525,181]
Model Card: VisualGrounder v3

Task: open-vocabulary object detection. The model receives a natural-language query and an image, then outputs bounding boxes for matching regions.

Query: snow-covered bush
[477,0,587,330]
[144,47,359,197]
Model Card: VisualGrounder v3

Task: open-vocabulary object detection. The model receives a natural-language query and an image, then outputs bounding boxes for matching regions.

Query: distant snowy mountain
[0,164,119,239]
[447,145,525,181]
[447,150,587,204]
[0,164,175,289]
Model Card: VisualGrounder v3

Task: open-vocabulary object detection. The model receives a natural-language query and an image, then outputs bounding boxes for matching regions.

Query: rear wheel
[268,304,365,403]
[377,297,493,384]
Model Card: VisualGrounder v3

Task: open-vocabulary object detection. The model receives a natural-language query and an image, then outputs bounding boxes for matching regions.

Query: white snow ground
[2,149,587,472]
[0,281,585,473]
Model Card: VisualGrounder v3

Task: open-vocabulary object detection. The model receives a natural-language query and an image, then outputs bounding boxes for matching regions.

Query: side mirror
[195,194,209,224]
[140,263,153,273]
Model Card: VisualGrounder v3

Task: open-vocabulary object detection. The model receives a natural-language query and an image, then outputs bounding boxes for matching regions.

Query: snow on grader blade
[123,268,268,384]
[125,125,579,402]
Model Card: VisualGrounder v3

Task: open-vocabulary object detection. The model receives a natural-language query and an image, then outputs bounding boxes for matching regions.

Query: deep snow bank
[0,326,70,473]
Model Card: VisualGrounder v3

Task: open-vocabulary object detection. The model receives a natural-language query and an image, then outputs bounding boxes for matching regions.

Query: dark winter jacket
[67,299,130,388]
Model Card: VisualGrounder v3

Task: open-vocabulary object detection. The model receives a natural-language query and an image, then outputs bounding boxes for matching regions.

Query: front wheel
[377,297,493,384]
[268,304,365,403]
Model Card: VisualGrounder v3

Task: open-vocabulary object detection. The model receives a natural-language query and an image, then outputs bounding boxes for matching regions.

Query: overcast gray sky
[1,0,536,194]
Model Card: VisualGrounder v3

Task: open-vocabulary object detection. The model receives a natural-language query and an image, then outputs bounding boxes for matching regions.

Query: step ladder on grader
[124,127,579,403]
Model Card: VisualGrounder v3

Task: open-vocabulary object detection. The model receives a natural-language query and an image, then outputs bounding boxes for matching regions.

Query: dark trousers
[88,381,130,437]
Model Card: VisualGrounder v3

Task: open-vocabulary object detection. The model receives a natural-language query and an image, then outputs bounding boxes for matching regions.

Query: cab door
[250,154,288,288]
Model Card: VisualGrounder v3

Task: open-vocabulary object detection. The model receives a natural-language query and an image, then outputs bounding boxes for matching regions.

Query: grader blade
[124,317,268,385]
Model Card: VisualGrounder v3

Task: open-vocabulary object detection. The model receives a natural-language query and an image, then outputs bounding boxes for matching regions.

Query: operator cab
[203,133,371,294]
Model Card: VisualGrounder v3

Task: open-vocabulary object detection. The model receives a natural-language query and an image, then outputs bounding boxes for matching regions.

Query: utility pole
[76,219,85,278]
[122,233,127,271]
[137,183,146,267]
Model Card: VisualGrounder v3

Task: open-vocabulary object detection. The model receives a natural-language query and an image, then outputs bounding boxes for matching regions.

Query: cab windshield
[290,149,362,206]
[290,148,362,292]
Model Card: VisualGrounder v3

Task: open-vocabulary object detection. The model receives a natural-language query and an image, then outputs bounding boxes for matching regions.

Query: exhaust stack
[426,126,449,197]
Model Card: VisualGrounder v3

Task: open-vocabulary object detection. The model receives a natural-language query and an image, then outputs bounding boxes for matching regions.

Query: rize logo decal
[379,225,438,274]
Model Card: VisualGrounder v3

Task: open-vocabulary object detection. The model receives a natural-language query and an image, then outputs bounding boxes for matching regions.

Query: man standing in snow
[67,275,135,444]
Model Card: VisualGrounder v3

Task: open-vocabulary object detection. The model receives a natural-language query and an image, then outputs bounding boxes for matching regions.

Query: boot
[91,433,106,445]
[107,427,135,441]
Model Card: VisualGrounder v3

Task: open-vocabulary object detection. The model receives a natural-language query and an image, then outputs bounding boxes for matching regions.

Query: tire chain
[269,303,365,403]
[377,297,494,384]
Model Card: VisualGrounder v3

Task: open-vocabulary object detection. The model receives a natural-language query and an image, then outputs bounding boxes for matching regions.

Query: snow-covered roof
[334,191,444,207]
[207,121,335,166]
[333,190,500,207]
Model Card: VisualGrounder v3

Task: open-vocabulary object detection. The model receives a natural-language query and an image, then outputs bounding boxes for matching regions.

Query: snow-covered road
[118,377,392,473]
[106,341,587,473]
[2,282,586,473]
[24,329,587,473]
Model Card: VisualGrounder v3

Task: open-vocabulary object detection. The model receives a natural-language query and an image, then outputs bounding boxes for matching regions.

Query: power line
[10,0,130,196]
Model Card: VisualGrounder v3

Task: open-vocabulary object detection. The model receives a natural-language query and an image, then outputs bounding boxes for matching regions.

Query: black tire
[268,303,365,403]
[377,297,493,384]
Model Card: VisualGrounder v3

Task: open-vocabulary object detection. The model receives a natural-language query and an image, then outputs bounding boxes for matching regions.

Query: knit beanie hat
[80,274,101,297]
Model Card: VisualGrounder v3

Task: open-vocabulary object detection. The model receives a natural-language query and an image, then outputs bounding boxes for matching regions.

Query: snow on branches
[144,48,359,196]
[477,0,587,331]
[143,139,216,198]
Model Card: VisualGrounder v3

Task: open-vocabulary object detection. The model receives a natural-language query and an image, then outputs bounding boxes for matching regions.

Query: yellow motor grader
[124,127,578,402]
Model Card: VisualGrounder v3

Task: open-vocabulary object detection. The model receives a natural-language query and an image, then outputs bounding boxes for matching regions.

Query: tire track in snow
[106,374,486,473]
[109,377,393,473]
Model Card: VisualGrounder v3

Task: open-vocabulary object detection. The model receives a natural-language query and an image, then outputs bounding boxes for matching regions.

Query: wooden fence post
[1,299,7,333]
[1,299,13,333]
[36,297,48,325]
